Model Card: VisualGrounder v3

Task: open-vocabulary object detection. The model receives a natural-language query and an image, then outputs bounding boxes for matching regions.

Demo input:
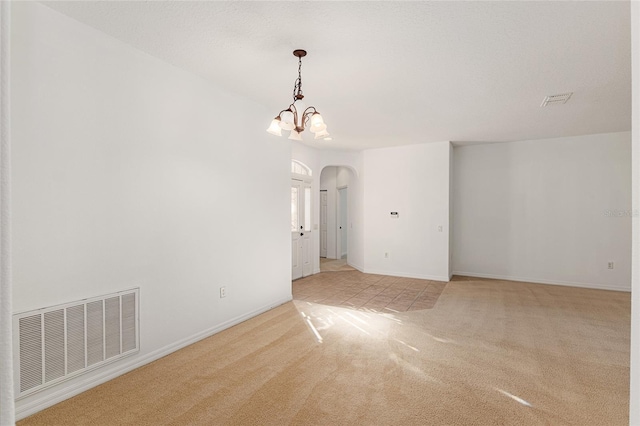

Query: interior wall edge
[347,262,364,273]
[628,0,640,423]
[362,269,450,283]
[0,1,15,424]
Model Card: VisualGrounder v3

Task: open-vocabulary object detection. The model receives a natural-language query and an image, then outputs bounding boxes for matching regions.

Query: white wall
[363,141,451,281]
[453,132,632,291]
[337,167,350,188]
[320,166,337,259]
[11,2,291,417]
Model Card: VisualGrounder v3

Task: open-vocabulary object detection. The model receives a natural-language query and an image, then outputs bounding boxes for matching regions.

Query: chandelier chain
[292,55,303,100]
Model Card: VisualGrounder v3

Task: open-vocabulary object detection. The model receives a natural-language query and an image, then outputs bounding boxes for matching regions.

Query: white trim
[0,1,14,424]
[291,159,312,180]
[630,1,640,423]
[347,262,365,273]
[452,271,630,292]
[15,296,292,420]
[363,268,450,283]
[336,187,347,261]
[291,173,312,184]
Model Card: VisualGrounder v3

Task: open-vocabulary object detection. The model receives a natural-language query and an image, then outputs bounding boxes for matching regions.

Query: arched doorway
[319,166,356,272]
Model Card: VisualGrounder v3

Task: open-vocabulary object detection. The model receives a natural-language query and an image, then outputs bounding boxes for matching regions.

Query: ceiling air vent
[541,92,573,107]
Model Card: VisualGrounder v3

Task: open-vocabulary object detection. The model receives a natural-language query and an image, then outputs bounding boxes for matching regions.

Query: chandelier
[266,49,330,141]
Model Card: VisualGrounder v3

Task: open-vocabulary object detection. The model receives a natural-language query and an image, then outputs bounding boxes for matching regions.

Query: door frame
[336,185,348,260]
[291,166,313,280]
[320,190,328,258]
[291,179,303,280]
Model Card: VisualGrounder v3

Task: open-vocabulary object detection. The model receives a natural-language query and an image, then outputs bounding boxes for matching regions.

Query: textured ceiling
[41,1,631,151]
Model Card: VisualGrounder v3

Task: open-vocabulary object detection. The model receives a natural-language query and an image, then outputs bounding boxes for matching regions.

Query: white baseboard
[362,268,450,282]
[347,262,364,272]
[15,296,292,421]
[452,271,631,292]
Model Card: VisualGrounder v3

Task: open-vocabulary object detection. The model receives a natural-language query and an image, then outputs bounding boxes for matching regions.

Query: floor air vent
[13,288,139,398]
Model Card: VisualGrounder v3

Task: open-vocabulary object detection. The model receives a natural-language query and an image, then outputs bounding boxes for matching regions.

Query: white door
[320,191,327,258]
[292,180,312,280]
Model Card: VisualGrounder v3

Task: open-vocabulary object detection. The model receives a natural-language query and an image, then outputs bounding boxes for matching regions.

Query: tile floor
[319,257,356,272]
[292,270,447,312]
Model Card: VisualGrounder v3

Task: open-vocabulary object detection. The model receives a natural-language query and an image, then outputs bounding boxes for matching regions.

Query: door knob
[300,225,303,229]
[300,233,304,236]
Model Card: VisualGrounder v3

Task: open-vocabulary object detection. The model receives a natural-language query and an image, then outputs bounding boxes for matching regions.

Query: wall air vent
[13,288,139,398]
[541,92,573,107]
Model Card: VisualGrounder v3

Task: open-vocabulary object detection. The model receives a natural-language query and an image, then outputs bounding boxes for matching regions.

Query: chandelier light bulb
[310,122,327,133]
[266,118,282,136]
[309,113,326,133]
[288,129,303,141]
[279,110,295,131]
[311,113,324,127]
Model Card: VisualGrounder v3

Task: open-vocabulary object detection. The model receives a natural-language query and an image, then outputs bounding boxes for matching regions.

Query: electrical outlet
[608,262,614,270]
[384,252,390,259]
[220,286,227,298]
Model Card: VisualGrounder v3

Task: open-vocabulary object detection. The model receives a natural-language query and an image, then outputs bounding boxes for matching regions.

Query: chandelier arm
[302,106,317,116]
[301,106,318,127]
[277,108,289,118]
[277,103,297,118]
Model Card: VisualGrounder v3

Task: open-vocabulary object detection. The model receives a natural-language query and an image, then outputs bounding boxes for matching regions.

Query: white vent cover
[541,92,573,107]
[13,288,139,398]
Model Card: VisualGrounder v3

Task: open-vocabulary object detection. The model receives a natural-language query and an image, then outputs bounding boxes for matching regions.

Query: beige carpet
[19,275,630,425]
